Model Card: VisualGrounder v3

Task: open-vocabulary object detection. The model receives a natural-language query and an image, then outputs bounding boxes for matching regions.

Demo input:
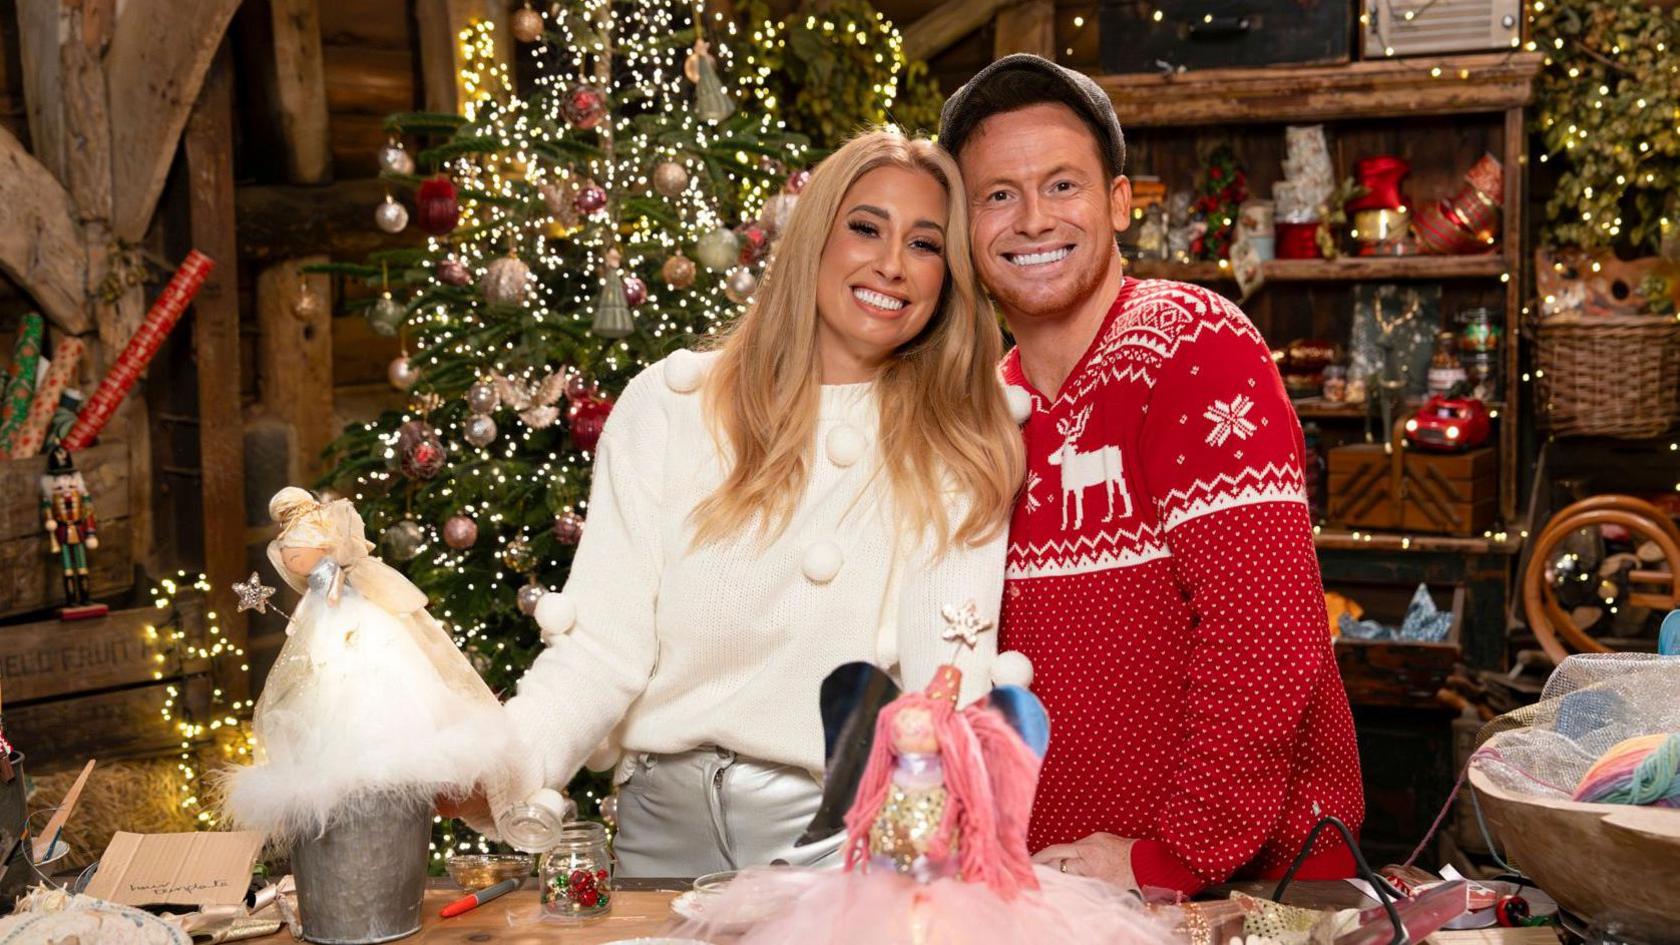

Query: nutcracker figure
[41,446,101,616]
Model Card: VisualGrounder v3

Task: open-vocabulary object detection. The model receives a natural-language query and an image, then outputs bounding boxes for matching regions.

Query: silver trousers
[612,746,844,878]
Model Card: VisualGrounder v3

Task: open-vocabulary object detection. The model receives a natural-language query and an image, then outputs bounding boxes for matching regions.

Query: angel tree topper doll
[679,604,1171,945]
[222,488,511,843]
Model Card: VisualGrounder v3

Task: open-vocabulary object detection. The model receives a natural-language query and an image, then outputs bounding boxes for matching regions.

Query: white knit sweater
[489,349,1007,824]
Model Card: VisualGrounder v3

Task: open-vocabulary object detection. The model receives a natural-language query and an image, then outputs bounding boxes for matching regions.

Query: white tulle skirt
[674,863,1176,945]
[223,569,511,843]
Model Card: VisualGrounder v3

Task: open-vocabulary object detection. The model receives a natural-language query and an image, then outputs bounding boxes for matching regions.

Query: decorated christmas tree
[315,2,810,861]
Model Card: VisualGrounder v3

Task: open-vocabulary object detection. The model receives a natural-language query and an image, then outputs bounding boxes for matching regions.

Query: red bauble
[785,168,811,195]
[575,184,608,215]
[396,419,446,480]
[553,511,584,545]
[622,274,648,307]
[569,869,592,888]
[437,256,472,286]
[578,890,599,907]
[736,223,770,266]
[415,175,460,235]
[594,869,608,882]
[568,395,614,452]
[564,371,595,402]
[563,84,608,130]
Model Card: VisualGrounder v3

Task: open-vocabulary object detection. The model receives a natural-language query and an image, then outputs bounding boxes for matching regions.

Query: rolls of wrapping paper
[8,336,84,458]
[0,313,45,455]
[62,251,213,452]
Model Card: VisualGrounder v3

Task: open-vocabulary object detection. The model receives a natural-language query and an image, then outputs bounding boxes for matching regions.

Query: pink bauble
[575,184,608,214]
[437,257,472,286]
[552,511,584,545]
[443,514,478,549]
[622,274,648,307]
[785,168,812,195]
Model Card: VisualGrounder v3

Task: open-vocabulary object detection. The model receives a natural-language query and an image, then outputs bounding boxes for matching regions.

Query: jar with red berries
[539,822,613,920]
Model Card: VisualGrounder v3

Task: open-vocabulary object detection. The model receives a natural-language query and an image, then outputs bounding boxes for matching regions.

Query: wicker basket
[1535,314,1680,438]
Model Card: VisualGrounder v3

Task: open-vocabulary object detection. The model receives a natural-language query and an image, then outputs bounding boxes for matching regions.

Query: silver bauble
[599,793,618,826]
[724,266,759,304]
[465,380,499,414]
[510,5,545,43]
[760,192,798,236]
[388,355,419,391]
[464,413,498,448]
[696,227,741,271]
[367,294,405,336]
[443,514,479,549]
[375,196,409,233]
[517,582,547,616]
[383,520,425,561]
[653,160,690,197]
[378,142,415,175]
[481,254,532,305]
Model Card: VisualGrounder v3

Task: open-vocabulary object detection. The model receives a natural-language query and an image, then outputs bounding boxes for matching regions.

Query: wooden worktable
[250,881,688,944]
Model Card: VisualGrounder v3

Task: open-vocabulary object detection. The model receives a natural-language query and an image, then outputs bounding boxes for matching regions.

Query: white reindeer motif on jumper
[1047,405,1131,530]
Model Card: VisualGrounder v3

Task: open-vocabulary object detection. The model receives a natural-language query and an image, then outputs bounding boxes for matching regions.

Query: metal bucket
[0,753,29,913]
[291,794,430,944]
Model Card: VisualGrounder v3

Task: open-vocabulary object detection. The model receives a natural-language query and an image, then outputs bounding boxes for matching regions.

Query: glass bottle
[1425,329,1468,397]
[539,822,614,921]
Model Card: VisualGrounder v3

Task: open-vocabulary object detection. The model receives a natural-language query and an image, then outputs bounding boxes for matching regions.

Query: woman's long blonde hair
[691,129,1024,552]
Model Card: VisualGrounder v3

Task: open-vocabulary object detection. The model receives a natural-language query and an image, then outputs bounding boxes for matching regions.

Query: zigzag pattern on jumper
[1007,521,1170,579]
[1154,462,1307,524]
[1055,281,1266,406]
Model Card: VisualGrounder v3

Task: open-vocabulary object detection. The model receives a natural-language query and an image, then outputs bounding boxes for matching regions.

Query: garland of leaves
[1533,0,1680,252]
[742,0,944,147]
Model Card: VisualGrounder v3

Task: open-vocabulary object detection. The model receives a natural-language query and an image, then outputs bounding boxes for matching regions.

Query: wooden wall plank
[0,516,134,617]
[182,44,248,702]
[256,257,334,482]
[0,128,88,334]
[0,599,207,704]
[902,0,1014,62]
[271,0,333,184]
[15,0,66,183]
[106,0,243,241]
[0,440,130,542]
[7,676,213,773]
[994,0,1055,59]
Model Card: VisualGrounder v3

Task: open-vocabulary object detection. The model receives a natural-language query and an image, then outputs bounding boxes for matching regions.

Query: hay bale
[31,757,199,870]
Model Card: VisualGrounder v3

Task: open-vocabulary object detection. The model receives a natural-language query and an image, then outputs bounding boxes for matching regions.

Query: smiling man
[939,56,1365,895]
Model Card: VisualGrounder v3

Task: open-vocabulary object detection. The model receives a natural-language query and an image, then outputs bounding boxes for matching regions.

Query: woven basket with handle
[1535,314,1680,438]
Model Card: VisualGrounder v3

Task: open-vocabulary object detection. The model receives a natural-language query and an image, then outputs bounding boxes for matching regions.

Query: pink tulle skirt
[674,864,1175,945]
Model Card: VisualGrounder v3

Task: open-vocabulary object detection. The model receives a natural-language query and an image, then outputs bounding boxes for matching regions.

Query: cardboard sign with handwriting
[84,831,264,907]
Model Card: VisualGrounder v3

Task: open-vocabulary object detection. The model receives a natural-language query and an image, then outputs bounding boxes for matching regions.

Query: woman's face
[813,165,950,383]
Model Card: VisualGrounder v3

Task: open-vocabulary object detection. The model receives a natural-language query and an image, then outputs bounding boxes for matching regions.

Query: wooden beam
[271,0,332,184]
[182,44,248,702]
[256,257,334,482]
[0,128,89,334]
[107,0,243,242]
[414,0,459,115]
[903,0,1015,63]
[994,0,1055,59]
[236,177,411,263]
[15,0,67,184]
[1095,52,1543,127]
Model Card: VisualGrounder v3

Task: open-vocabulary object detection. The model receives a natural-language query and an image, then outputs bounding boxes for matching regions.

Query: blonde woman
[458,129,1025,877]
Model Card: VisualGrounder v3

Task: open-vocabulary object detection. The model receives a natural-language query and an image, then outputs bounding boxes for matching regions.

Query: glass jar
[539,822,613,921]
[1321,365,1348,402]
[1426,329,1468,397]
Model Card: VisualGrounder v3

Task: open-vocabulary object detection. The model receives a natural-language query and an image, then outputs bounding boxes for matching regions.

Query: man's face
[957,103,1131,322]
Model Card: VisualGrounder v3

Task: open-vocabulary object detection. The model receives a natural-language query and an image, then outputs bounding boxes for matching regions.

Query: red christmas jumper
[1000,277,1364,894]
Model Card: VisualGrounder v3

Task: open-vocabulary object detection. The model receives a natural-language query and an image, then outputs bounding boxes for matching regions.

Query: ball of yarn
[1571,733,1680,807]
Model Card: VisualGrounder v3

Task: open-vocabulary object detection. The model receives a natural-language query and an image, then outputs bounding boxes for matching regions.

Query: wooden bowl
[1468,765,1680,937]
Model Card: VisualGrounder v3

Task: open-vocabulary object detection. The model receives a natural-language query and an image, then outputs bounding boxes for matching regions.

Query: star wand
[232,571,294,622]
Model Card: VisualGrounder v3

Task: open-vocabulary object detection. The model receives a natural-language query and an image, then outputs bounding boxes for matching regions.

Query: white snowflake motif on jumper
[1046,405,1132,531]
[1202,394,1257,447]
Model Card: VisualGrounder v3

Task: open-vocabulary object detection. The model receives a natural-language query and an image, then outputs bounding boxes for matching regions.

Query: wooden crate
[0,599,210,773]
[0,441,135,619]
[1328,444,1497,535]
[1334,584,1463,709]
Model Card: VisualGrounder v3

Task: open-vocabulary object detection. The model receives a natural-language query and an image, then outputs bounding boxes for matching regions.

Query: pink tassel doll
[679,654,1172,944]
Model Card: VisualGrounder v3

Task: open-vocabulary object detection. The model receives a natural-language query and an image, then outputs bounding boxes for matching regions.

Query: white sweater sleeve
[487,369,667,826]
[894,524,1006,708]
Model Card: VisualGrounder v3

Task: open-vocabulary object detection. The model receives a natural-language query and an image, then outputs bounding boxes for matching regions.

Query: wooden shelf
[1094,52,1543,127]
[1313,526,1522,555]
[1128,254,1509,284]
[1293,399,1369,420]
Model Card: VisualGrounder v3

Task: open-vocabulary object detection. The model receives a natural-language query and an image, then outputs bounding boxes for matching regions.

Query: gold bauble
[511,6,545,43]
[661,253,697,289]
